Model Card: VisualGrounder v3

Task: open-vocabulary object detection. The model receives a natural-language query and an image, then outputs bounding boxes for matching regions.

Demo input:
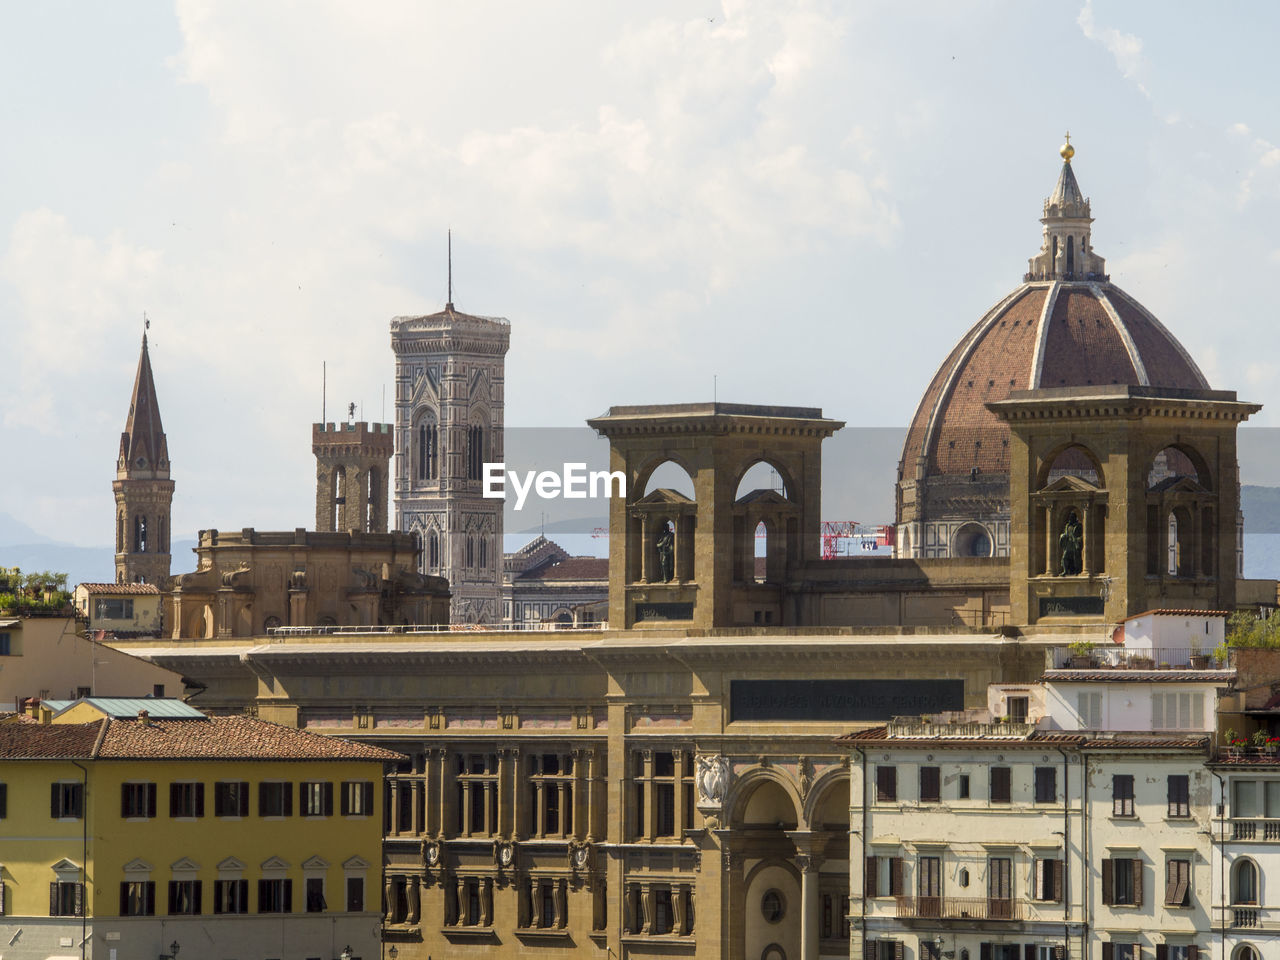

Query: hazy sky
[5,1,1280,546]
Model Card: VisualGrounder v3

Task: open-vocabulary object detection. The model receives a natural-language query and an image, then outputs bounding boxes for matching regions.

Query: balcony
[894,896,1021,921]
[1230,819,1280,841]
[1048,646,1229,671]
[886,719,1036,739]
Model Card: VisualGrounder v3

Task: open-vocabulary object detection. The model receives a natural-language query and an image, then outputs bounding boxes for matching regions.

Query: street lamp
[159,942,180,960]
[388,948,399,960]
[339,947,352,960]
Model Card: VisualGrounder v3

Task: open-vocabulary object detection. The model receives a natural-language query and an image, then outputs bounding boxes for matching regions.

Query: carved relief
[696,754,729,810]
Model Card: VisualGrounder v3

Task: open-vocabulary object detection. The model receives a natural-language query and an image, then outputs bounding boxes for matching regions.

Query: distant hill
[0,536,198,588]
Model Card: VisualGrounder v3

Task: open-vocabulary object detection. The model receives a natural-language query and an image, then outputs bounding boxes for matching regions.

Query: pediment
[217,856,247,872]
[50,858,80,874]
[170,857,201,873]
[343,855,371,870]
[122,858,153,873]
[260,856,291,872]
[469,368,492,402]
[1040,474,1102,494]
[1149,475,1208,495]
[635,488,694,506]
[735,488,789,507]
[301,855,330,870]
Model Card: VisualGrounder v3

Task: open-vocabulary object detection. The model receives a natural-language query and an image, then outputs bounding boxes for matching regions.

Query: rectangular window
[214,781,249,818]
[1007,696,1029,723]
[1113,775,1135,817]
[258,878,293,913]
[305,876,326,912]
[49,881,83,916]
[876,766,897,802]
[120,880,155,916]
[121,782,157,819]
[346,876,364,912]
[652,887,672,935]
[259,782,292,817]
[919,766,941,803]
[300,781,333,818]
[0,631,10,655]
[1077,691,1102,729]
[917,856,941,917]
[1102,857,1143,906]
[989,767,1011,803]
[958,774,970,799]
[213,879,248,914]
[1034,767,1056,803]
[1034,858,1063,902]
[1168,775,1190,818]
[50,782,83,819]
[888,857,904,897]
[655,782,676,836]
[169,782,204,818]
[1151,691,1205,730]
[1164,858,1190,907]
[167,879,202,915]
[341,780,374,816]
[94,598,134,619]
[1234,779,1258,818]
[987,857,1012,911]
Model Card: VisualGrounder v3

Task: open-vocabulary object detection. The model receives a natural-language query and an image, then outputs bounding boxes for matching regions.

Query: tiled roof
[1042,669,1232,683]
[1119,608,1232,622]
[837,728,1208,751]
[97,716,406,761]
[1079,735,1209,749]
[516,557,609,582]
[78,582,161,595]
[0,717,105,759]
[0,715,403,762]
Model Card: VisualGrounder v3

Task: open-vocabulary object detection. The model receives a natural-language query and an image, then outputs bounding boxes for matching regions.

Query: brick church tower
[114,332,175,585]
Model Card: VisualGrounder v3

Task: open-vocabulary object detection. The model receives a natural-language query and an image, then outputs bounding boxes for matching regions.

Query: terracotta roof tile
[516,557,609,582]
[1042,669,1231,682]
[0,717,105,759]
[78,582,161,595]
[97,715,405,762]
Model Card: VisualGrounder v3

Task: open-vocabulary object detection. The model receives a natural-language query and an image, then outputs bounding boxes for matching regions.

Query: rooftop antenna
[446,229,453,310]
[322,361,327,424]
[713,374,717,403]
[143,311,150,338]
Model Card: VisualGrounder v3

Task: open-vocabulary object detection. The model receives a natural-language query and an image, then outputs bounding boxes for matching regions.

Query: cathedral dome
[899,145,1208,489]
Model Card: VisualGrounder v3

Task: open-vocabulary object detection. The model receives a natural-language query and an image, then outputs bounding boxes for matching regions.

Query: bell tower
[113,331,176,585]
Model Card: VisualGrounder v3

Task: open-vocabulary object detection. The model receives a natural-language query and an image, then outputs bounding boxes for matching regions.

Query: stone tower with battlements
[313,420,393,533]
[391,301,509,624]
[114,333,175,585]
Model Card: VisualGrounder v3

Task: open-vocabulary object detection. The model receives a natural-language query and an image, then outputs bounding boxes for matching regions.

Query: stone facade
[113,333,175,585]
[166,527,449,638]
[391,304,509,624]
[313,420,394,533]
[501,535,609,627]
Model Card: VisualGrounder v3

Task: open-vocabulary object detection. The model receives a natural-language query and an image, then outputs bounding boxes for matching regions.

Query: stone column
[640,515,652,582]
[559,782,571,838]
[406,876,420,924]
[498,748,513,837]
[461,781,472,836]
[481,877,493,926]
[1081,503,1092,577]
[410,779,422,835]
[390,780,401,836]
[456,876,467,925]
[554,878,567,928]
[673,883,688,935]
[1044,505,1054,575]
[673,749,686,837]
[797,853,820,960]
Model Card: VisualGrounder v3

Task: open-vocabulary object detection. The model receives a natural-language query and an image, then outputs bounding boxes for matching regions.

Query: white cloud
[1077,0,1149,98]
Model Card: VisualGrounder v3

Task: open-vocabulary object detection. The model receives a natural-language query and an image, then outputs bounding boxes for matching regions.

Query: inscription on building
[1039,596,1104,617]
[634,602,694,622]
[730,679,964,722]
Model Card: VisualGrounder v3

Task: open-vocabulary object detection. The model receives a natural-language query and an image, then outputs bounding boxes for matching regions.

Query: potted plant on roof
[1253,729,1270,756]
[1213,642,1230,669]
[1067,639,1097,669]
[1224,728,1243,758]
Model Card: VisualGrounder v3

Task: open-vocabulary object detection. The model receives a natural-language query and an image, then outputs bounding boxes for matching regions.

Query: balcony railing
[886,719,1036,739]
[1230,819,1280,841]
[1049,647,1229,671]
[894,896,1021,921]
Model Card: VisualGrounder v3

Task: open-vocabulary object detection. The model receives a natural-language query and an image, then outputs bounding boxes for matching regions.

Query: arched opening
[467,417,488,482]
[1051,236,1058,272]
[737,778,799,830]
[810,778,850,831]
[366,466,381,532]
[1147,445,1209,489]
[634,459,696,585]
[414,411,439,482]
[331,467,346,530]
[479,535,488,570]
[466,535,475,568]
[428,530,440,571]
[1066,235,1075,276]
[735,461,789,501]
[1034,444,1106,577]
[1146,445,1212,578]
[952,522,993,558]
[753,520,769,583]
[1041,445,1102,488]
[1233,859,1259,905]
[1167,511,1179,576]
[158,515,167,553]
[134,515,148,553]
[1234,946,1260,960]
[642,460,695,499]
[116,511,124,553]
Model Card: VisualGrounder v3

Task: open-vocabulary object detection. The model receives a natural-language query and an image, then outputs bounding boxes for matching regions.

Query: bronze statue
[655,524,676,582]
[1058,511,1083,576]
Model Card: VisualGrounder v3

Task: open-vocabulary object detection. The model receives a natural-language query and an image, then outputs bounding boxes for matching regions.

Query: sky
[4,0,1280,548]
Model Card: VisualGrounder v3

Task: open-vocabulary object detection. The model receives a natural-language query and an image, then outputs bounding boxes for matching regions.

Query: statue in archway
[655,524,675,582]
[1059,511,1083,576]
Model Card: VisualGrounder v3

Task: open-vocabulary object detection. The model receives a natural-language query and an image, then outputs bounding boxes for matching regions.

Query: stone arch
[728,769,802,829]
[1233,856,1260,905]
[742,859,802,960]
[636,456,697,501]
[411,407,439,482]
[733,458,794,503]
[1144,441,1217,578]
[1233,945,1261,960]
[1146,441,1212,491]
[952,521,994,558]
[803,770,850,830]
[466,405,491,482]
[1037,441,1105,490]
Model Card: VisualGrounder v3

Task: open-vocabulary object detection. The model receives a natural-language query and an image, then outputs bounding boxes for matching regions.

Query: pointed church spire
[113,324,175,585]
[118,328,170,480]
[1026,135,1108,283]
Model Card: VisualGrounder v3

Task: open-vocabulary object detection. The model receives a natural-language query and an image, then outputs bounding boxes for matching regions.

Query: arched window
[479,536,487,570]
[116,511,124,553]
[466,536,475,568]
[416,418,438,481]
[1066,235,1075,276]
[134,515,148,553]
[467,424,485,481]
[1233,859,1258,905]
[428,531,439,570]
[1235,946,1260,960]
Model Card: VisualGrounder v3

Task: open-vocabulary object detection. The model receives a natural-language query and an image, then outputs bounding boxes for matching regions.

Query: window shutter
[258,784,268,817]
[146,782,155,818]
[258,879,268,912]
[865,856,879,897]
[341,783,351,816]
[283,878,293,913]
[0,781,6,818]
[1052,859,1064,902]
[147,882,155,916]
[237,878,247,911]
[1032,858,1042,899]
[323,781,334,816]
[1054,948,1065,960]
[1132,859,1143,906]
[889,857,904,896]
[49,881,58,915]
[1188,947,1198,960]
[74,882,83,917]
[1101,945,1113,960]
[1025,945,1036,960]
[50,783,59,818]
[170,783,179,818]
[980,944,992,960]
[121,783,130,817]
[1155,946,1167,960]
[239,783,249,817]
[1101,859,1113,904]
[193,880,202,914]
[283,784,293,816]
[363,781,374,814]
[865,939,877,959]
[120,882,129,916]
[195,783,205,817]
[894,941,904,960]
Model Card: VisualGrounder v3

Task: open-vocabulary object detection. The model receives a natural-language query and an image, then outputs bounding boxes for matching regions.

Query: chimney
[23,697,39,718]
[137,709,150,726]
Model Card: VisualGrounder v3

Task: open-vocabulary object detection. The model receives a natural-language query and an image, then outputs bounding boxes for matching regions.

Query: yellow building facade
[0,698,399,960]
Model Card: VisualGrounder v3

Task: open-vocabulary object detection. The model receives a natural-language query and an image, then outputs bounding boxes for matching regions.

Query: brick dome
[898,280,1208,483]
